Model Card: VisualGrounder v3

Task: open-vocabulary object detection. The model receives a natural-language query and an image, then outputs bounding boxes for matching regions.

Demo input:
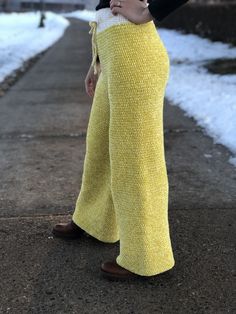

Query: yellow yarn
[72,20,175,276]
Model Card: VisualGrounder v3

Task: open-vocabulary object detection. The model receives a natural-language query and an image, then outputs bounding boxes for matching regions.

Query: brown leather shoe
[52,220,84,239]
[100,259,140,280]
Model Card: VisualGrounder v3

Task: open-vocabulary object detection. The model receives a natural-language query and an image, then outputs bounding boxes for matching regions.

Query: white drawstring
[89,21,99,75]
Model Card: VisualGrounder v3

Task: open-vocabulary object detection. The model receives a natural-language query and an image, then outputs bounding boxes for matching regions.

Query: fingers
[87,83,94,98]
[85,77,97,98]
[110,0,123,14]
[110,0,124,7]
[109,0,115,9]
[110,7,120,15]
[85,78,92,98]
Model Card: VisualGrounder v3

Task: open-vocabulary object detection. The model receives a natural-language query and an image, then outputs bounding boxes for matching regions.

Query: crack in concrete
[11,87,85,92]
[0,132,87,140]
[164,128,202,133]
[0,206,235,220]
[0,129,203,140]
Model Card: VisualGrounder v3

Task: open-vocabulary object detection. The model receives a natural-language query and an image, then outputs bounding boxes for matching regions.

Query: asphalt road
[0,18,235,314]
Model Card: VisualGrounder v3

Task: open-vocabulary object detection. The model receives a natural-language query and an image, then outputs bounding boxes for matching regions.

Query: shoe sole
[52,229,83,240]
[100,268,173,281]
[100,269,141,281]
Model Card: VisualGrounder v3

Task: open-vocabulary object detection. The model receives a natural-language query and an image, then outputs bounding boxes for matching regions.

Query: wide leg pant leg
[96,21,175,276]
[72,70,119,243]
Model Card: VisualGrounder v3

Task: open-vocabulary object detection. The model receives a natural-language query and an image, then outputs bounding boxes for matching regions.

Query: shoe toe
[101,260,116,273]
[52,223,66,232]
[101,260,141,281]
[101,260,136,276]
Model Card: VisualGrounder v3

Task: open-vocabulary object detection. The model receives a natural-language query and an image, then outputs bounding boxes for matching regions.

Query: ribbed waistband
[94,8,132,34]
[89,8,133,75]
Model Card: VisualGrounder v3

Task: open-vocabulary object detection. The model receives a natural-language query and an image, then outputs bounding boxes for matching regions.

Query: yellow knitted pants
[72,12,175,276]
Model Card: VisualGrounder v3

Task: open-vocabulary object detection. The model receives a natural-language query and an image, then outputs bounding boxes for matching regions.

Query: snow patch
[0,11,69,83]
[156,28,236,166]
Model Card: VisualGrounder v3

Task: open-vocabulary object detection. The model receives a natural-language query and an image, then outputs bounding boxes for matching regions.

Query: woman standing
[53,0,190,280]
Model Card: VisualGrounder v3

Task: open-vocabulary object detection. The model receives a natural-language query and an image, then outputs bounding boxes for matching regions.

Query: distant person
[53,0,190,280]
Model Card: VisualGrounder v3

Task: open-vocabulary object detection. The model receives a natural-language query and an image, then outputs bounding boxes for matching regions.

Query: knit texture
[72,19,175,276]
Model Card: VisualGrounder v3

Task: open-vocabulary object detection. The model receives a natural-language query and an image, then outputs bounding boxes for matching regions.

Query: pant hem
[72,215,119,244]
[116,255,175,277]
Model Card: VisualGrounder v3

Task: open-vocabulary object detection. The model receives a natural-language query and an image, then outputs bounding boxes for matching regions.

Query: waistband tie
[89,21,99,75]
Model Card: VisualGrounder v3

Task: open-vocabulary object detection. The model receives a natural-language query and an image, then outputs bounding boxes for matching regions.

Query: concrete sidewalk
[0,18,235,313]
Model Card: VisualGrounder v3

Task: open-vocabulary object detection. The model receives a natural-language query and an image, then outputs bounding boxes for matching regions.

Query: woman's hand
[85,62,101,98]
[109,0,154,24]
